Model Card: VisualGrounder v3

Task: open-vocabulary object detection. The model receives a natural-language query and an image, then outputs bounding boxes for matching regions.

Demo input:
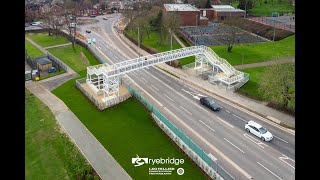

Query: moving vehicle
[200,97,221,111]
[245,121,273,141]
[103,17,108,20]
[85,30,91,33]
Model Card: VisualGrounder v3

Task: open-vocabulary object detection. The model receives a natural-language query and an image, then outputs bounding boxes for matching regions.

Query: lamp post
[138,26,140,48]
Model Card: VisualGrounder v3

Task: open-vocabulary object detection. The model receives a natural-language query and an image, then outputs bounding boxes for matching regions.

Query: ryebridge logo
[132,155,149,167]
[132,155,184,167]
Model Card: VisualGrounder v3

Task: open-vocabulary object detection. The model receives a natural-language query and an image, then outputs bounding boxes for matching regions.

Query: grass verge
[47,44,100,73]
[210,35,295,66]
[26,33,69,47]
[25,40,45,58]
[25,88,99,179]
[39,69,66,81]
[52,75,207,179]
[249,1,295,16]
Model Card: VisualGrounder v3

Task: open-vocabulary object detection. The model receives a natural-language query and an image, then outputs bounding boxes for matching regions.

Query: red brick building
[200,5,245,21]
[163,4,201,26]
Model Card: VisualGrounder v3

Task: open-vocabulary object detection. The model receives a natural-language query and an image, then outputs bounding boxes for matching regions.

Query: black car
[200,97,221,111]
[85,30,91,33]
[103,17,108,20]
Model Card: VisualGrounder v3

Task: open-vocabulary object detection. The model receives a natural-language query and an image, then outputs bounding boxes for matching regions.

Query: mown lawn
[25,40,45,58]
[48,44,100,73]
[52,77,207,180]
[249,1,295,16]
[126,30,182,52]
[236,66,268,101]
[236,65,295,110]
[25,88,94,179]
[211,35,295,66]
[26,33,69,47]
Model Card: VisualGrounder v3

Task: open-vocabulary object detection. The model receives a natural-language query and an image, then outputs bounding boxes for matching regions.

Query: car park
[200,97,221,111]
[245,121,273,141]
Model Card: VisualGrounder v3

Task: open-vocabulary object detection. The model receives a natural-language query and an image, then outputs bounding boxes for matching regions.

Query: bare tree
[258,60,295,111]
[41,10,63,36]
[62,0,79,50]
[222,16,242,52]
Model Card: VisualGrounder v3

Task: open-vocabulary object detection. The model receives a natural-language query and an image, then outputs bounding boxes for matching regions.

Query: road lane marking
[125,74,253,179]
[142,69,209,113]
[199,120,215,132]
[216,116,234,128]
[163,93,174,102]
[243,133,268,149]
[232,114,248,123]
[224,138,245,153]
[132,71,138,75]
[180,106,192,115]
[141,77,148,83]
[257,162,283,180]
[151,85,159,91]
[273,135,289,144]
[279,154,295,169]
[225,110,230,113]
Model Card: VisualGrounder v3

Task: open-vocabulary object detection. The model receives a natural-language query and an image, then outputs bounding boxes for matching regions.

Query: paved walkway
[233,58,295,70]
[43,42,72,49]
[116,27,295,129]
[25,38,132,180]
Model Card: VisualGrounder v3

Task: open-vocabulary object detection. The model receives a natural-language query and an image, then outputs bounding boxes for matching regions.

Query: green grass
[25,40,45,58]
[25,88,93,179]
[249,1,295,16]
[210,35,295,66]
[26,33,69,47]
[236,66,268,101]
[52,75,207,179]
[126,30,182,52]
[47,45,100,73]
[236,65,295,111]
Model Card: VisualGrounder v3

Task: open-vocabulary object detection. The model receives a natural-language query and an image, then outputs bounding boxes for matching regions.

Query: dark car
[200,97,221,111]
[48,67,57,73]
[103,17,108,20]
[85,30,91,33]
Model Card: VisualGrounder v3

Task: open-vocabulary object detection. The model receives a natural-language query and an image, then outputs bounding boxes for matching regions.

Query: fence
[46,52,68,71]
[122,78,235,180]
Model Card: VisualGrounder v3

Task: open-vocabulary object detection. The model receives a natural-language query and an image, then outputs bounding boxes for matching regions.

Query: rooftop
[211,5,245,12]
[164,4,200,12]
[36,57,52,65]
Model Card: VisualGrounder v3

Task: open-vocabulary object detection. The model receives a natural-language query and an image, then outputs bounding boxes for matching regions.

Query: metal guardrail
[122,78,235,180]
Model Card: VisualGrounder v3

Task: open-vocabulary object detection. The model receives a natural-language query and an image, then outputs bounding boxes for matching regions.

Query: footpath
[115,24,295,131]
[25,38,132,180]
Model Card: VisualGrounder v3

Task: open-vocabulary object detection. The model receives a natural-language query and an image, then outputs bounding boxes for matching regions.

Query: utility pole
[170,30,172,65]
[242,53,244,65]
[244,0,248,18]
[273,24,275,41]
[138,26,140,48]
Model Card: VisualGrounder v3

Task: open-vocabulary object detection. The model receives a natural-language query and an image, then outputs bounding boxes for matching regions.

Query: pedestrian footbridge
[86,45,249,100]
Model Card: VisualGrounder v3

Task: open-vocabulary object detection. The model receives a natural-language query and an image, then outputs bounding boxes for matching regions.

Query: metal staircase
[87,45,249,99]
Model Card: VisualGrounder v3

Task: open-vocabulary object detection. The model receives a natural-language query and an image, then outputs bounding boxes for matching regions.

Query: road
[78,14,295,180]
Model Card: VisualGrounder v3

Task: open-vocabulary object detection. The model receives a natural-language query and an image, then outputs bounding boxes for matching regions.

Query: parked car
[48,67,57,73]
[200,97,221,111]
[245,121,273,142]
[85,30,91,33]
[30,22,42,26]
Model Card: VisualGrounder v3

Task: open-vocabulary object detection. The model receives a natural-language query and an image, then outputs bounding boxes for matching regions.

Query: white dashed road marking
[243,133,269,149]
[141,77,147,83]
[273,135,289,143]
[217,116,234,128]
[151,85,159,91]
[224,138,245,153]
[180,106,192,115]
[279,154,295,169]
[163,93,174,102]
[232,114,248,123]
[257,162,283,180]
[199,120,215,132]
